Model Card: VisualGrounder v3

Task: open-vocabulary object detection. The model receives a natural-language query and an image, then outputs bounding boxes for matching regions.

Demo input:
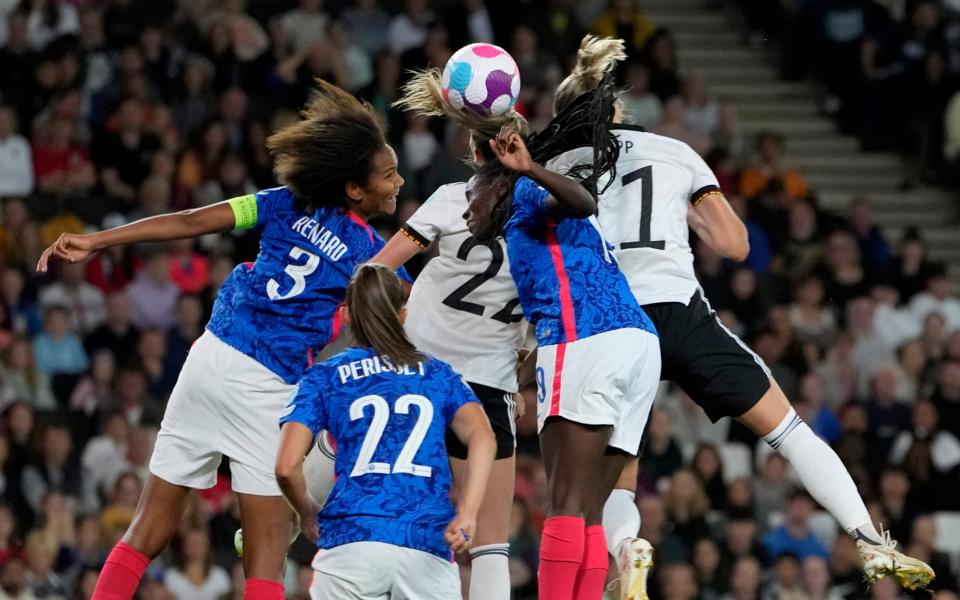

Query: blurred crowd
[0,0,959,598]
[739,0,960,193]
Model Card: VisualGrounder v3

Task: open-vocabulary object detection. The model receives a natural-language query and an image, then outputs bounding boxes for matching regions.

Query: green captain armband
[228,194,258,230]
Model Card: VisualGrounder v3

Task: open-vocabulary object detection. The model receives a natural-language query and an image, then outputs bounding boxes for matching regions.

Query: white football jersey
[401,183,525,392]
[548,126,720,306]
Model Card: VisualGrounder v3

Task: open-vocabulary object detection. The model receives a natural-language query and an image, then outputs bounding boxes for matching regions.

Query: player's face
[350,145,403,218]
[464,173,510,242]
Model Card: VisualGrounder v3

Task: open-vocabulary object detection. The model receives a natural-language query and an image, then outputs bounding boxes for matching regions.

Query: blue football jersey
[206,187,410,384]
[504,176,656,346]
[280,346,479,559]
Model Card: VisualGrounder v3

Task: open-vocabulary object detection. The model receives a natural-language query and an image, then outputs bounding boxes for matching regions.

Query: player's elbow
[717,224,750,261]
[468,427,497,460]
[274,454,300,483]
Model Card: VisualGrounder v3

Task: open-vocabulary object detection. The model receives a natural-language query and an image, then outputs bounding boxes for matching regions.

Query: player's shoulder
[258,185,296,206]
[612,126,697,160]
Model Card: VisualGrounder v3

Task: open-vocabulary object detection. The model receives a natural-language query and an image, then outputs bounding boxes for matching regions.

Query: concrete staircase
[641,0,960,272]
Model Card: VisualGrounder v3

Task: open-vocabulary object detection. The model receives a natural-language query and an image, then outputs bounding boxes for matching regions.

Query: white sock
[764,408,880,543]
[602,489,640,557]
[469,544,510,600]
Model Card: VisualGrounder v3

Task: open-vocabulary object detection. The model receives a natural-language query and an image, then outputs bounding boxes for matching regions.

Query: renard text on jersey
[336,355,427,384]
[291,216,349,261]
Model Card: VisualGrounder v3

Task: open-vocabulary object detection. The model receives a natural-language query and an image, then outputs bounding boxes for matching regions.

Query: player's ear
[493,176,510,198]
[344,180,364,203]
[339,304,352,326]
[397,305,408,325]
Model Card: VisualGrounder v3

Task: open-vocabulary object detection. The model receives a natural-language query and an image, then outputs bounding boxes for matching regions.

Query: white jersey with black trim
[547,126,720,306]
[400,183,525,392]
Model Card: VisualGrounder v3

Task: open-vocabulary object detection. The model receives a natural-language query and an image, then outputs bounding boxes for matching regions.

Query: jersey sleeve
[510,176,550,226]
[279,366,328,435]
[682,145,721,205]
[228,187,292,231]
[401,186,455,249]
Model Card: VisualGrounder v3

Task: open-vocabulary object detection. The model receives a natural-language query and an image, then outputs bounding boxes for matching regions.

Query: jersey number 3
[620,166,665,250]
[442,237,523,323]
[267,247,320,300]
[349,394,433,478]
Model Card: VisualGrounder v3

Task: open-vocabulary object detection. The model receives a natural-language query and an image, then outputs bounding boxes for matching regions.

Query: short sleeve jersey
[207,187,410,384]
[401,183,525,392]
[503,176,656,346]
[548,127,720,306]
[280,346,479,559]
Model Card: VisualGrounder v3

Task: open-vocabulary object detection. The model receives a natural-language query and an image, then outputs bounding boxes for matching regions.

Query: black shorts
[447,382,516,460]
[643,290,771,422]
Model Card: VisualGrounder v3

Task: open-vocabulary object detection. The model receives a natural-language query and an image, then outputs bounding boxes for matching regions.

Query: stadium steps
[641,0,960,281]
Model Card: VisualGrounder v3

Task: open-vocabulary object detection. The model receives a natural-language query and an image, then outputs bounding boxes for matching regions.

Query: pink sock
[92,541,150,600]
[244,578,285,600]
[538,516,585,600]
[573,525,609,599]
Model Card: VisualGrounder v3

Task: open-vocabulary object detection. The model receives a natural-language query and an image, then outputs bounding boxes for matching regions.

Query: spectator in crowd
[0,336,54,412]
[20,424,80,515]
[31,305,88,378]
[22,528,66,599]
[664,468,712,552]
[1,268,41,337]
[762,490,830,560]
[340,0,390,58]
[279,0,329,51]
[126,247,179,332]
[164,527,231,600]
[891,229,934,304]
[910,264,960,333]
[682,73,720,137]
[639,408,684,484]
[0,554,35,600]
[720,556,762,600]
[801,555,842,600]
[654,96,711,157]
[68,348,115,418]
[906,514,957,592]
[643,28,681,101]
[0,104,33,199]
[83,291,139,359]
[80,412,128,514]
[24,0,79,51]
[31,117,95,201]
[618,61,662,129]
[93,98,160,207]
[739,131,808,201]
[38,263,105,337]
[591,0,654,55]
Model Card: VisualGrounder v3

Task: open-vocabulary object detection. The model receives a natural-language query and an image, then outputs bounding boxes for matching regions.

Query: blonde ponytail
[394,68,528,141]
[554,35,627,115]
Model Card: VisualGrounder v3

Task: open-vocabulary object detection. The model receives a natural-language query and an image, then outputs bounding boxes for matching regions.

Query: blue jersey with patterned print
[280,346,479,559]
[206,187,409,384]
[504,176,656,346]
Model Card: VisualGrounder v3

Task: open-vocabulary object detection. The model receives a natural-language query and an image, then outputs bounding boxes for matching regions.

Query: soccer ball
[441,43,521,118]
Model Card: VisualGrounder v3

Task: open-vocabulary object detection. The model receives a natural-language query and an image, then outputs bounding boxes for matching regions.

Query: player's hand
[514,392,525,422]
[444,513,477,553]
[37,233,96,272]
[298,505,320,544]
[490,126,533,174]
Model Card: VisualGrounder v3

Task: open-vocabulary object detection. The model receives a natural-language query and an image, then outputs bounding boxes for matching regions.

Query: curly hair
[266,79,387,212]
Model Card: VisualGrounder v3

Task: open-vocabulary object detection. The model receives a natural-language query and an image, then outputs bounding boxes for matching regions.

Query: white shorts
[150,331,298,496]
[535,328,661,454]
[309,542,460,600]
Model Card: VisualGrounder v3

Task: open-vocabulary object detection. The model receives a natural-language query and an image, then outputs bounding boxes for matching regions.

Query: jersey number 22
[349,394,433,478]
[442,237,523,323]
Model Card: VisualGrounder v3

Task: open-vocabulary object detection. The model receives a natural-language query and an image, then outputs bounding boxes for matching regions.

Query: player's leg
[92,475,190,599]
[448,384,516,600]
[738,378,934,589]
[539,418,622,600]
[236,492,293,598]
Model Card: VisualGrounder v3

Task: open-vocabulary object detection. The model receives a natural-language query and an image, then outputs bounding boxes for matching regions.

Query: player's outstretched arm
[275,422,321,543]
[445,403,496,553]
[369,231,423,269]
[37,202,237,272]
[687,193,749,261]
[490,128,596,218]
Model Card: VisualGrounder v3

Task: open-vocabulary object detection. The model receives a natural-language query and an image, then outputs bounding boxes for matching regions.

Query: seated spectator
[193,153,257,208]
[638,494,687,564]
[339,0,389,57]
[398,113,438,200]
[890,228,934,304]
[165,294,203,378]
[639,409,684,485]
[31,305,88,378]
[618,61,662,129]
[38,263,105,336]
[643,29,682,101]
[128,176,171,222]
[720,556,762,600]
[386,0,432,56]
[658,563,699,600]
[98,472,142,546]
[126,247,179,332]
[739,131,808,201]
[23,529,66,599]
[800,556,842,600]
[664,468,712,551]
[761,490,830,560]
[2,268,42,337]
[167,239,210,296]
[31,117,95,199]
[788,275,837,348]
[682,73,720,136]
[0,337,54,412]
[0,104,33,199]
[931,360,960,435]
[764,553,805,600]
[92,97,160,207]
[279,0,328,50]
[80,412,128,513]
[921,313,948,363]
[890,400,960,502]
[653,96,711,157]
[795,373,841,443]
[818,231,870,313]
[177,120,227,194]
[712,102,744,161]
[865,367,912,461]
[754,453,790,527]
[905,514,957,592]
[164,527,231,600]
[24,0,79,51]
[909,264,960,333]
[875,467,920,542]
[0,199,36,270]
[136,328,175,399]
[691,537,724,599]
[509,25,560,96]
[0,554,35,600]
[691,443,726,510]
[83,291,139,360]
[846,197,891,276]
[591,0,654,54]
[113,366,160,427]
[69,348,116,417]
[20,424,80,515]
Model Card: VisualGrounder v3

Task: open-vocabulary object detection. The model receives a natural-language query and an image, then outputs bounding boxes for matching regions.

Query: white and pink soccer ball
[441,43,521,118]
